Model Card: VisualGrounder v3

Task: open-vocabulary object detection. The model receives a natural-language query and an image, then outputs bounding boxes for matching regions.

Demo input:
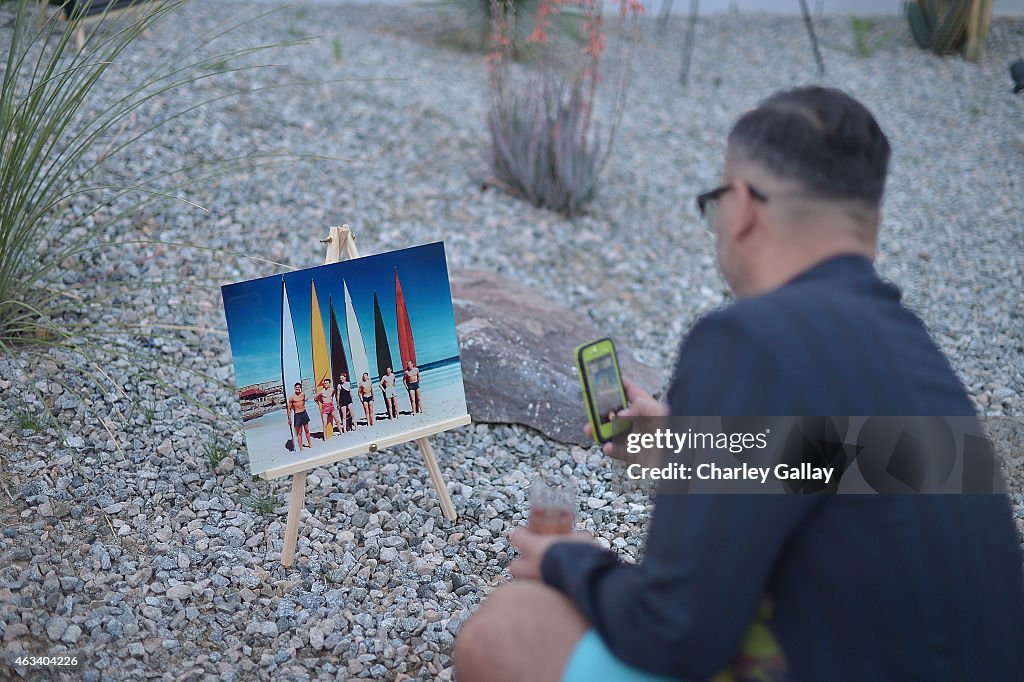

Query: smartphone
[575,337,630,444]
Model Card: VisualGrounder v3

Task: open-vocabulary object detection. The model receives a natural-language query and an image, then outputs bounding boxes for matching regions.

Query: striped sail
[395,268,416,371]
[343,280,371,386]
[280,278,302,449]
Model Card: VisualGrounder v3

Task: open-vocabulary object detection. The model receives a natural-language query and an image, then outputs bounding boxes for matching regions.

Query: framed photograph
[222,242,471,479]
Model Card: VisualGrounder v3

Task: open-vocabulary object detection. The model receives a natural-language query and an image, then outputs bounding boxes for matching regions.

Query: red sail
[395,269,416,370]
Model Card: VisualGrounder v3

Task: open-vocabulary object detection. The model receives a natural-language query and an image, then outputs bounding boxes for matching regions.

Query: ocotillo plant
[485,0,643,216]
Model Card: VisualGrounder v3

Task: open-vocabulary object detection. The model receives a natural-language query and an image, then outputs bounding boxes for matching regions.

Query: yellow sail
[310,282,333,438]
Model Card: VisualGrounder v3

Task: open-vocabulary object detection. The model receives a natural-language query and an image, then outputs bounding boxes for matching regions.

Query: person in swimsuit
[315,378,339,435]
[286,382,312,450]
[379,372,392,419]
[335,372,354,433]
[358,372,375,426]
[404,360,423,414]
[383,367,399,419]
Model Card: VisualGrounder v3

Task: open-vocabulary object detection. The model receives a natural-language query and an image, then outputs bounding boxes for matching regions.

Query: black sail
[329,297,349,388]
[373,292,394,379]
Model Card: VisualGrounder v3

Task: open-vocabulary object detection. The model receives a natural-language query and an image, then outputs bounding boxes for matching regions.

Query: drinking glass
[528,479,577,535]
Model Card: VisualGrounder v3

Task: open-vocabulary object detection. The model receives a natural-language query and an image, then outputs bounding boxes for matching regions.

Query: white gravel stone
[166,584,193,600]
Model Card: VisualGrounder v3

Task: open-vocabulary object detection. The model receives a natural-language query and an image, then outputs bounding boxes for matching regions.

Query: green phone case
[575,337,630,444]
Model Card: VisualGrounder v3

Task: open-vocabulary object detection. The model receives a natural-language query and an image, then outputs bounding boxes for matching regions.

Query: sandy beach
[243,361,469,475]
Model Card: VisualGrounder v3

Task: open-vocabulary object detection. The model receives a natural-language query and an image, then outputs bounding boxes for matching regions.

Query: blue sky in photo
[222,242,460,387]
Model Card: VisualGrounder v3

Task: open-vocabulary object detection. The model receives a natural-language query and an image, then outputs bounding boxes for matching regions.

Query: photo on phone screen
[586,354,626,424]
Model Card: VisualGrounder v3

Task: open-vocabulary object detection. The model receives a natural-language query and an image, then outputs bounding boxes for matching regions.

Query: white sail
[343,279,371,386]
[281,279,303,446]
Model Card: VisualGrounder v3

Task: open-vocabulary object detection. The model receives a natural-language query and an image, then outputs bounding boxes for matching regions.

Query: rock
[247,621,278,637]
[62,624,82,644]
[414,558,438,575]
[46,617,67,642]
[3,624,28,643]
[222,527,246,547]
[157,439,173,456]
[451,268,662,446]
[166,584,193,600]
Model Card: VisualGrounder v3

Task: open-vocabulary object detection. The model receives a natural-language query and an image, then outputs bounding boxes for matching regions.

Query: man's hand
[584,377,669,461]
[509,527,597,581]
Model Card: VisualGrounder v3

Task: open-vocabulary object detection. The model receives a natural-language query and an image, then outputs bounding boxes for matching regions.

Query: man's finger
[509,558,541,581]
[509,527,536,553]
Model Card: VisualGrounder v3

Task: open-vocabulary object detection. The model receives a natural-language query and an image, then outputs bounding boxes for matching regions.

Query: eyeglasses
[696,182,769,234]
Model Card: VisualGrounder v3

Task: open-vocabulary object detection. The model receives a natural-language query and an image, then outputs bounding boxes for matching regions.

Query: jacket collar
[785,253,878,288]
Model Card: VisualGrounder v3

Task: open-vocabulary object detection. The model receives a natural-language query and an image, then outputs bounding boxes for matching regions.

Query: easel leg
[281,470,307,567]
[416,437,456,522]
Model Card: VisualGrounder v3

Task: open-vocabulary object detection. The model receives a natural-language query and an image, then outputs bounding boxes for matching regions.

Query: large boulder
[451,268,664,446]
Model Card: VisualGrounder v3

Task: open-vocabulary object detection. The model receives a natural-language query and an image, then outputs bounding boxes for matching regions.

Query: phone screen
[586,354,626,424]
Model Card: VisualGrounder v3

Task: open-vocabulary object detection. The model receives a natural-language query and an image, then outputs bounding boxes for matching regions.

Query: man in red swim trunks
[315,378,339,436]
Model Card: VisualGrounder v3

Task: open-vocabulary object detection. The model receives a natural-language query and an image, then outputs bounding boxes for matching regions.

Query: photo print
[222,242,470,478]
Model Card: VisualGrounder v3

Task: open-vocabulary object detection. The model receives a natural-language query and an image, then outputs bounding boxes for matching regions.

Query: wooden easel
[280,225,458,568]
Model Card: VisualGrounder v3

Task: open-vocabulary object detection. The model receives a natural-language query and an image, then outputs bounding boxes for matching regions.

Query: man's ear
[729,181,759,241]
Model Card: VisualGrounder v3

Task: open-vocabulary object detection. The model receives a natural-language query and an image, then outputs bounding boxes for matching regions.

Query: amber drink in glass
[528,479,576,535]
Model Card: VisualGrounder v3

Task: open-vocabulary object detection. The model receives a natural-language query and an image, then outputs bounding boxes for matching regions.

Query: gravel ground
[1,2,1022,679]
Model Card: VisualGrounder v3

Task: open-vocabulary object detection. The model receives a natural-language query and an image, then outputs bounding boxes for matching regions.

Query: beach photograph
[221,242,470,477]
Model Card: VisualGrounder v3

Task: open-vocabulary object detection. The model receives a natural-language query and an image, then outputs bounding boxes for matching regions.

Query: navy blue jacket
[542,255,1024,680]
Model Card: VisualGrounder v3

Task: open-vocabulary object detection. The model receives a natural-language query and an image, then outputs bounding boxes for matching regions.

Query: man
[382,367,399,419]
[286,382,312,451]
[454,87,1024,681]
[314,378,339,436]
[404,360,423,414]
[358,372,375,426]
